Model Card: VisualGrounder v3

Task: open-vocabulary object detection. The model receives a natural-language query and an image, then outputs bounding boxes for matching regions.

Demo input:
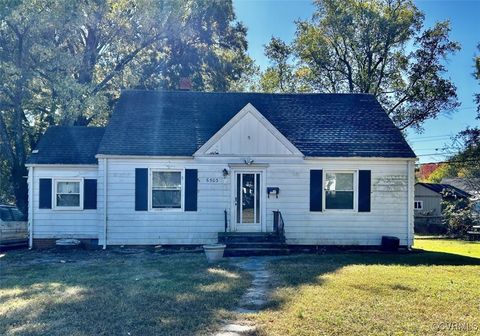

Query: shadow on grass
[263,249,480,309]
[0,251,250,336]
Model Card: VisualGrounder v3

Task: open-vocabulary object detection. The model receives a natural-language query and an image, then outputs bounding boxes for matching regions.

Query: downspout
[406,160,413,250]
[28,166,34,249]
[103,158,108,249]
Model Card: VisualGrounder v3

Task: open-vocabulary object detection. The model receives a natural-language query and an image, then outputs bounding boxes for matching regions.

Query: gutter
[406,160,414,250]
[103,158,108,249]
[29,167,34,249]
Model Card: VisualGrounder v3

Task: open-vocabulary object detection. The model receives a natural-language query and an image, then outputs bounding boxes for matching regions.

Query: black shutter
[358,170,371,212]
[310,170,323,212]
[185,169,198,211]
[84,179,97,209]
[135,168,148,211]
[39,178,52,209]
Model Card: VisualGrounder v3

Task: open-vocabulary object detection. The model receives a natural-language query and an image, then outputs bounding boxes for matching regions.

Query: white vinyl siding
[28,167,98,239]
[95,157,412,247]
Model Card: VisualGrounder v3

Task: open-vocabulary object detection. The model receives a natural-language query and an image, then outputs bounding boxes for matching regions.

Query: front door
[234,172,262,232]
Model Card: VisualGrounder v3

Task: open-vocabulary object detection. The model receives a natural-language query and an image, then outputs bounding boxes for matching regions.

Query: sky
[233,0,480,163]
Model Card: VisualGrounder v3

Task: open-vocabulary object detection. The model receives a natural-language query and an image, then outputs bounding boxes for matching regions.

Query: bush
[442,197,478,237]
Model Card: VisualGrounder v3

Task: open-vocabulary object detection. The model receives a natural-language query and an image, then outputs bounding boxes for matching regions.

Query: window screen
[152,171,182,209]
[56,181,81,207]
[325,172,354,210]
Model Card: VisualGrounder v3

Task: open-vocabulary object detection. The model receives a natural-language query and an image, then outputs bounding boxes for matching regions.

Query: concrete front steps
[218,232,288,257]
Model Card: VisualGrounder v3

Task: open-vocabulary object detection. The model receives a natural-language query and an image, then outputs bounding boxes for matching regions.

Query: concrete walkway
[214,257,272,336]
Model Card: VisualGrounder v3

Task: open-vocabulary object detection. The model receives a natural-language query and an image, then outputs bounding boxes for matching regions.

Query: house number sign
[205,177,222,183]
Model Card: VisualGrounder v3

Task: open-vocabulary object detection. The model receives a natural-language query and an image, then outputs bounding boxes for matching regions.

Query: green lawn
[253,240,480,336]
[0,250,249,336]
[414,237,480,258]
[2,240,480,336]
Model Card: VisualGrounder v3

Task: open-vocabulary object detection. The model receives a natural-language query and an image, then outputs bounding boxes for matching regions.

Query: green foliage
[475,44,480,113]
[442,197,478,237]
[424,164,452,183]
[0,0,251,208]
[263,0,460,131]
[260,37,295,92]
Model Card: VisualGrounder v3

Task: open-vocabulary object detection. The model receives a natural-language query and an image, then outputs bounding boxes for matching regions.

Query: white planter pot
[203,244,226,262]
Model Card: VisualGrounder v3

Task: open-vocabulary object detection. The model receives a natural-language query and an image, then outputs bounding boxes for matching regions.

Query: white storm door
[234,172,263,232]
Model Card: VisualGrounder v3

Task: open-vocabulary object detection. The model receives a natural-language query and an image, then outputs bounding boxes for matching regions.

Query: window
[55,180,82,209]
[325,172,355,210]
[151,171,182,209]
[10,208,26,221]
[0,208,13,221]
[414,200,423,210]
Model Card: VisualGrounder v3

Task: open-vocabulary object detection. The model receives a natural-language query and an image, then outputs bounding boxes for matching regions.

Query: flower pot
[203,244,226,262]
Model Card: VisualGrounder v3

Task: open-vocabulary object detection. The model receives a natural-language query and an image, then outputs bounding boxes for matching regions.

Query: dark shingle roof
[27,126,105,164]
[416,182,471,199]
[98,91,415,158]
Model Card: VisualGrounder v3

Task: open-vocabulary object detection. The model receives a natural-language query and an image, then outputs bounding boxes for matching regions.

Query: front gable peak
[194,103,303,157]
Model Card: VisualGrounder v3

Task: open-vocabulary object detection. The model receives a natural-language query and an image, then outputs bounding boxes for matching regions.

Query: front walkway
[214,257,274,336]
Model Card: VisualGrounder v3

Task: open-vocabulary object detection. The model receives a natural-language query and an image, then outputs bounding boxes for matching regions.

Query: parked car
[0,205,28,247]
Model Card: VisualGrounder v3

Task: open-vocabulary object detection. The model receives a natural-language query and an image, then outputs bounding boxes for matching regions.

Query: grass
[414,237,480,258]
[0,249,249,336]
[252,240,480,336]
[2,239,480,336]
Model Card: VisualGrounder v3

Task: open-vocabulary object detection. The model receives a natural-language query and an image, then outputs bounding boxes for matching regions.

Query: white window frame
[148,169,184,212]
[414,200,423,210]
[53,178,84,210]
[323,170,358,212]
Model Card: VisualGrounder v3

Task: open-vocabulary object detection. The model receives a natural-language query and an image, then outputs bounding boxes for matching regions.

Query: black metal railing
[224,209,228,232]
[273,210,285,240]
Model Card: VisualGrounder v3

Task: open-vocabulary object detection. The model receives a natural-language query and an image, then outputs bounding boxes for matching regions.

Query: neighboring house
[441,178,480,200]
[26,91,416,249]
[414,182,471,229]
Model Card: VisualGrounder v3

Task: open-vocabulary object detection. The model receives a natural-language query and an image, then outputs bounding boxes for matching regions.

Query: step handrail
[273,210,285,239]
[224,209,228,232]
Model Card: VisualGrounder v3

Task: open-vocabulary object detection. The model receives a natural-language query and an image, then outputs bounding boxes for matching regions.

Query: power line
[418,159,480,165]
[409,138,453,143]
[409,134,454,140]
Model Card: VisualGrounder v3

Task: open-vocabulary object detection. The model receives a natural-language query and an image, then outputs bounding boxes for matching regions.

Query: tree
[260,37,295,92]
[440,45,480,195]
[0,0,251,210]
[424,164,451,183]
[269,0,460,130]
[476,43,480,113]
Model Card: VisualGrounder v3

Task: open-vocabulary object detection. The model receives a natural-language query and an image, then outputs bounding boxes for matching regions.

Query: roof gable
[195,103,303,157]
[97,91,416,158]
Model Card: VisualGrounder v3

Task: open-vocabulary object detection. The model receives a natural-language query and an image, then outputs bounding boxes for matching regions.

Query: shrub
[442,197,478,237]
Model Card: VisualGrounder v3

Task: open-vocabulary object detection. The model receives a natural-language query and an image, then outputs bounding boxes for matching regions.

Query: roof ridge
[119,89,375,97]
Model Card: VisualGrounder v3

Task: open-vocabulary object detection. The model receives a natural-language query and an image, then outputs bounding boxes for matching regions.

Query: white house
[26,91,416,250]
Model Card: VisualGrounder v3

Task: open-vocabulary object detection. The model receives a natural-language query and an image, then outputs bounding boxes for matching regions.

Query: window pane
[10,208,26,221]
[326,191,354,209]
[57,194,80,207]
[325,173,353,191]
[57,181,79,194]
[152,190,181,208]
[152,172,181,189]
[256,173,260,223]
[236,174,241,223]
[0,208,13,221]
[242,174,255,223]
